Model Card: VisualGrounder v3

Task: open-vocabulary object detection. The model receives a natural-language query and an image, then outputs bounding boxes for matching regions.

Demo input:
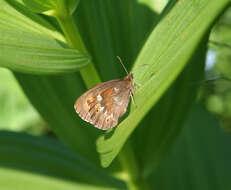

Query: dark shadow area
[0,130,126,189]
[149,105,231,190]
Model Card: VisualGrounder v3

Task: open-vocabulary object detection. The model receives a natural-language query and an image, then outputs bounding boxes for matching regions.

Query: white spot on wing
[114,87,119,93]
[99,105,104,111]
[97,94,103,102]
[108,113,115,122]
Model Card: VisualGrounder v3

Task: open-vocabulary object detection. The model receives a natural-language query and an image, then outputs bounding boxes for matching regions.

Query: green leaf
[97,0,231,167]
[0,131,125,189]
[75,0,159,80]
[1,0,100,165]
[0,0,89,75]
[2,0,64,41]
[133,35,207,176]
[0,41,90,75]
[150,104,231,189]
[0,168,119,190]
[22,0,55,13]
[14,72,102,164]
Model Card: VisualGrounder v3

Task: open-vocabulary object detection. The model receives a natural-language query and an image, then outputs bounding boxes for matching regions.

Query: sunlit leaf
[97,0,231,167]
[133,37,207,176]
[0,1,89,74]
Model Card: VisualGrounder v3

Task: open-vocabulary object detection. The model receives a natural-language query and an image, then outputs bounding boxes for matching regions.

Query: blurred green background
[203,7,231,133]
[0,68,43,134]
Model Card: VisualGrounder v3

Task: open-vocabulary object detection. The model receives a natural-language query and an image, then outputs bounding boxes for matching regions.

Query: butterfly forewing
[74,74,133,130]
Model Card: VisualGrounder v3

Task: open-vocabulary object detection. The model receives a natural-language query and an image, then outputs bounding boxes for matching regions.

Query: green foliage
[150,105,231,190]
[97,0,218,168]
[0,131,125,189]
[0,0,89,74]
[0,0,230,190]
[22,0,80,16]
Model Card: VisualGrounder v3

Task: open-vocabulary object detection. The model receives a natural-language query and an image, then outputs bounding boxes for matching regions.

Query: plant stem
[118,142,150,190]
[56,12,101,88]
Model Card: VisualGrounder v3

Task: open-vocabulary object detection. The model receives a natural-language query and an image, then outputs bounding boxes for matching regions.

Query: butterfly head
[124,72,133,82]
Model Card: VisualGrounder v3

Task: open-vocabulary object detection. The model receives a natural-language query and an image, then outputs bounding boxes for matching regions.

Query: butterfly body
[74,73,134,130]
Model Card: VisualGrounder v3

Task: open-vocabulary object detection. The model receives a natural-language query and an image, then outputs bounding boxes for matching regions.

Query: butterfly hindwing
[75,78,132,130]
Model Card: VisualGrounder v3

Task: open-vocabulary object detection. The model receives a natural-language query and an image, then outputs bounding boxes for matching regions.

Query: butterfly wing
[74,79,132,130]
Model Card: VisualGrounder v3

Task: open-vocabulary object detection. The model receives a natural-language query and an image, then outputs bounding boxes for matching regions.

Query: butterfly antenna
[116,56,129,75]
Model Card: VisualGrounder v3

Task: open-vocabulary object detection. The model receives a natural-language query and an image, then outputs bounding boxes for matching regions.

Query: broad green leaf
[133,36,207,176]
[14,73,102,164]
[0,0,89,74]
[22,0,56,13]
[1,0,101,165]
[150,105,231,189]
[0,40,90,75]
[97,0,231,167]
[3,0,64,41]
[0,131,125,189]
[0,168,119,190]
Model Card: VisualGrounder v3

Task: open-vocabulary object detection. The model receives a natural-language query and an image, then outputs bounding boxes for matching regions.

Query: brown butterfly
[74,56,135,130]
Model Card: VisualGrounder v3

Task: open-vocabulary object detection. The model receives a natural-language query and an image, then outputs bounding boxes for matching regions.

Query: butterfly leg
[130,92,137,108]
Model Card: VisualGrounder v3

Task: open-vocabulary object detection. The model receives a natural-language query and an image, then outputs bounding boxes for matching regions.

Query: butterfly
[74,57,135,130]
